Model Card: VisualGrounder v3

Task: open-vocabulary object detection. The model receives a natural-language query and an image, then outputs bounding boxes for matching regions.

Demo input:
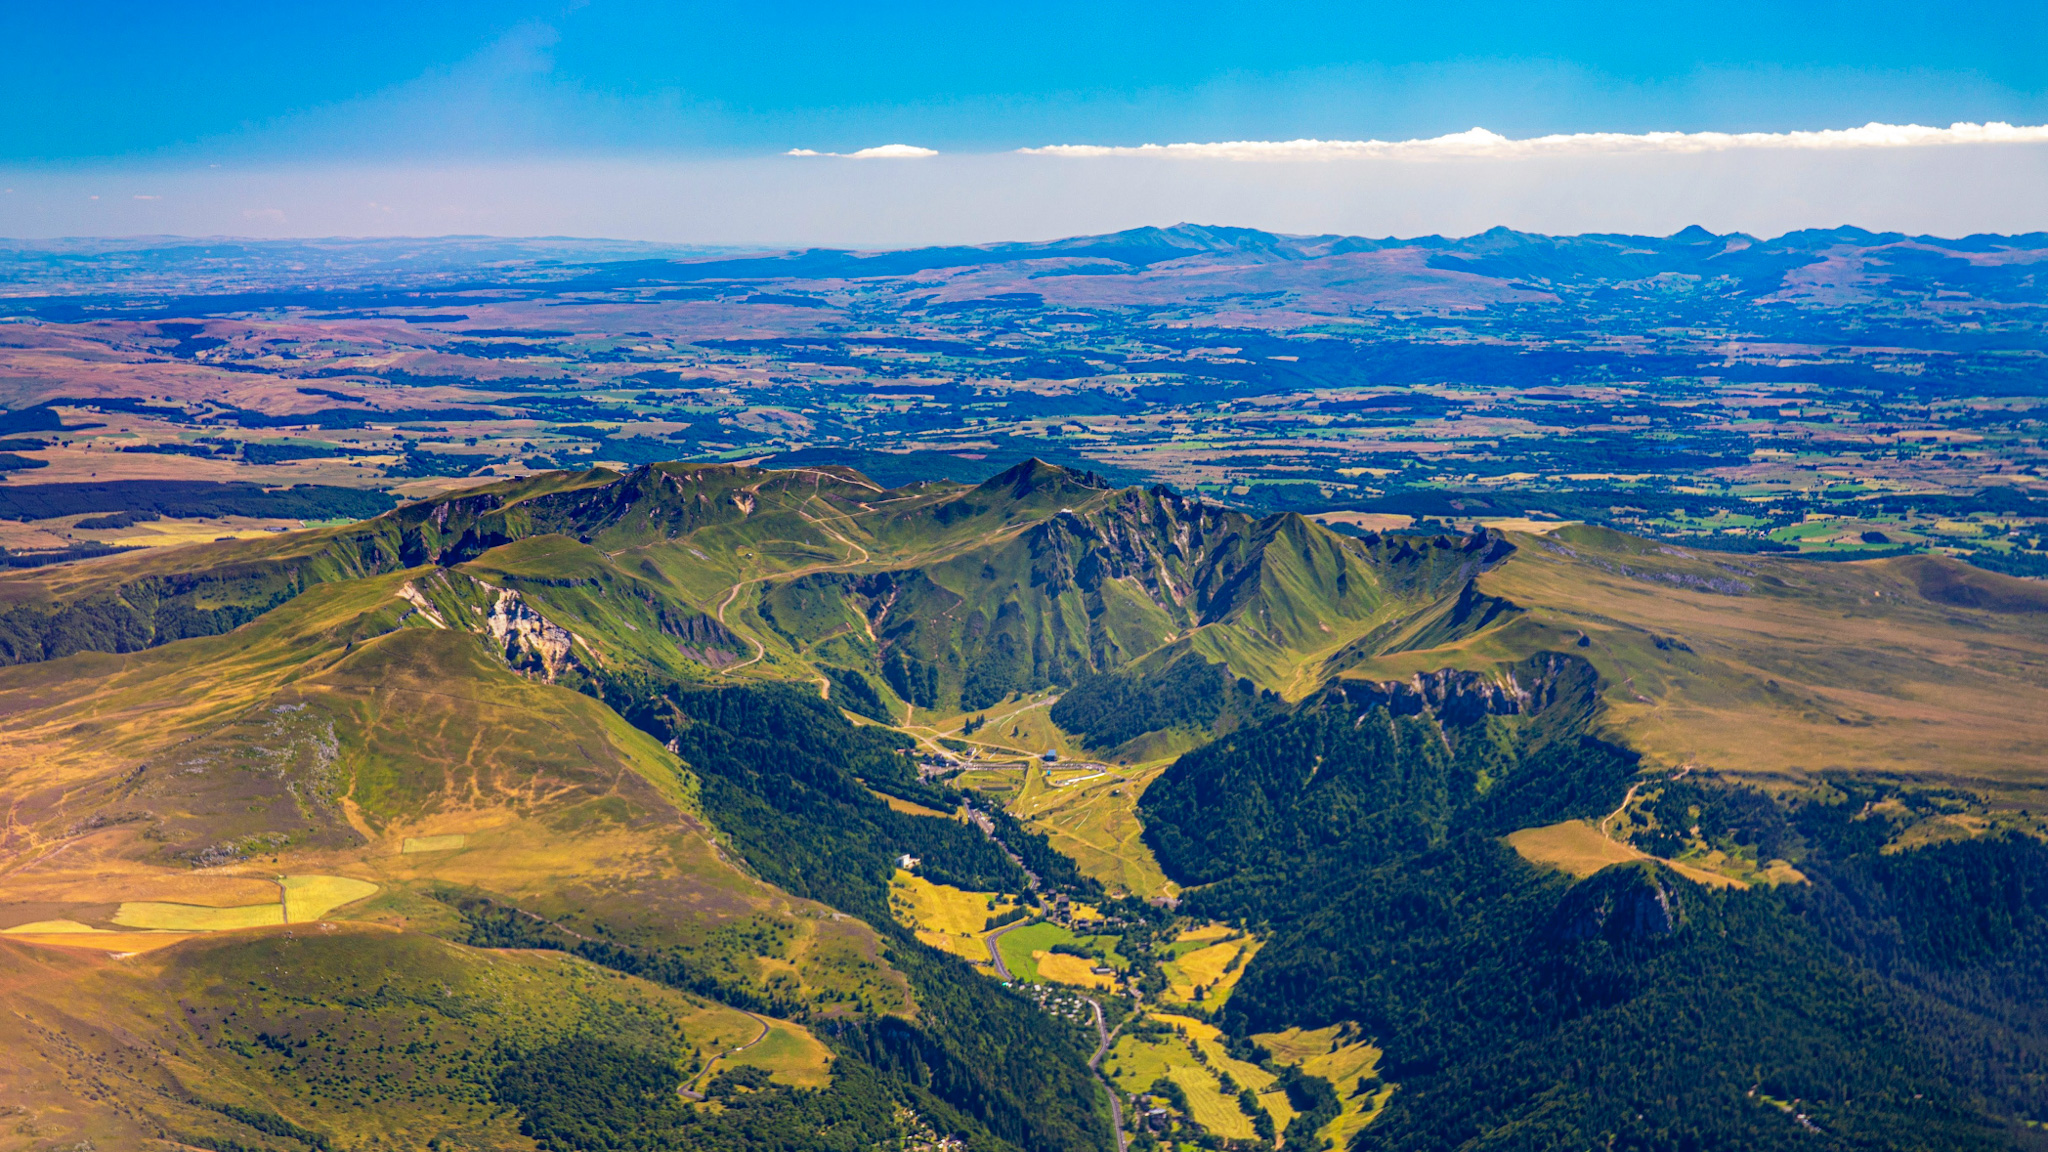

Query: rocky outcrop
[486,589,578,681]
[1549,862,1685,945]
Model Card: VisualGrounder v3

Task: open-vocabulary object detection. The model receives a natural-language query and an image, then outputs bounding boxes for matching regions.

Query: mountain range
[4,456,2048,1150]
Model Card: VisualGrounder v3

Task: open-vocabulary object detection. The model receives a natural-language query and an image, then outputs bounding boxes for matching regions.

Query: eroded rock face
[486,589,577,681]
[1550,862,1685,946]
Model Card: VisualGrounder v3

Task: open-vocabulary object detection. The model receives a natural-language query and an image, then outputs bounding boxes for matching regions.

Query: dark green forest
[594,678,1116,1152]
[1135,653,2048,1151]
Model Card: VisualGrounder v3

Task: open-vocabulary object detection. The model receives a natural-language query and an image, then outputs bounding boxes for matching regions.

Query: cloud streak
[1020,121,2048,161]
[787,143,938,158]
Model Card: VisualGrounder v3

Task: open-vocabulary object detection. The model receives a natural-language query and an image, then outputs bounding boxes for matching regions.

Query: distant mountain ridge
[6,222,2045,318]
[568,221,2048,300]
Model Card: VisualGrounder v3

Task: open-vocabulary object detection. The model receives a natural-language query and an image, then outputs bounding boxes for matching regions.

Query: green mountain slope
[5,457,2048,1151]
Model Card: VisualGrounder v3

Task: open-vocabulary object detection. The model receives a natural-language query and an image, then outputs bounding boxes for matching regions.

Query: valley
[1,454,2046,1151]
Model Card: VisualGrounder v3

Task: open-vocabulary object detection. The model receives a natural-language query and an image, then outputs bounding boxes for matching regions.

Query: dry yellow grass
[889,870,1012,936]
[1348,532,2048,797]
[2,920,102,934]
[400,834,468,853]
[1177,940,1247,986]
[281,875,379,922]
[868,789,952,818]
[112,902,285,931]
[1164,934,1261,1006]
[1,930,200,953]
[1032,951,1115,989]
[1505,820,1646,877]
[1254,1023,1388,1144]
[888,870,1013,971]
[1506,820,1745,889]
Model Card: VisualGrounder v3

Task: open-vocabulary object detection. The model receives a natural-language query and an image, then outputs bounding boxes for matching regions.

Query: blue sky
[7,0,2046,160]
[2,2,2045,241]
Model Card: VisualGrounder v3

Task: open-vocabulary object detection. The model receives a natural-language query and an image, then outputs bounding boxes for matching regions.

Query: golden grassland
[1253,1023,1391,1147]
[0,923,829,1151]
[111,901,286,931]
[868,788,954,819]
[887,870,1016,970]
[400,833,468,853]
[1105,1010,1291,1142]
[1343,529,2048,798]
[282,875,380,922]
[1006,759,1174,898]
[1506,820,1749,889]
[1157,927,1261,1007]
[1507,819,1653,875]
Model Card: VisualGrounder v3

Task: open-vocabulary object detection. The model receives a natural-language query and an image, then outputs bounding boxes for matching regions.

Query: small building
[897,854,921,870]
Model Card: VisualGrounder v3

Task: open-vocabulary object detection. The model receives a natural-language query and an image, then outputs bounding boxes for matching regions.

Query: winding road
[979,837,1129,1151]
[679,1011,774,1101]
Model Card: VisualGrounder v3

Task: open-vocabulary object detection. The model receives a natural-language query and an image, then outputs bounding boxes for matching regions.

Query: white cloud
[1020,121,2048,161]
[786,143,937,159]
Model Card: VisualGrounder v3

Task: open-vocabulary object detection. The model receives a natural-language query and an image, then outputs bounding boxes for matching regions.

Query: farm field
[888,869,1017,968]
[1158,927,1261,1007]
[1105,1010,1291,1142]
[1254,1023,1392,1147]
[282,874,381,921]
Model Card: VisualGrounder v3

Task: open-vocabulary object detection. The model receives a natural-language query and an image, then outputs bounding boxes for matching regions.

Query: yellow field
[1008,761,1174,898]
[1506,820,1745,889]
[1033,951,1115,989]
[869,789,952,818]
[400,834,468,853]
[890,870,1014,935]
[1104,1010,1299,1141]
[112,901,285,931]
[1,930,200,953]
[1170,1065,1256,1140]
[888,870,1015,970]
[2,920,103,934]
[1255,1023,1389,1146]
[1505,820,1646,877]
[1162,932,1261,1006]
[282,875,380,921]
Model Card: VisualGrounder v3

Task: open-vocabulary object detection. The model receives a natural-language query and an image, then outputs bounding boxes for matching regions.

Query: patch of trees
[0,571,303,665]
[819,664,894,723]
[1049,653,1278,750]
[0,479,393,522]
[497,1042,1010,1152]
